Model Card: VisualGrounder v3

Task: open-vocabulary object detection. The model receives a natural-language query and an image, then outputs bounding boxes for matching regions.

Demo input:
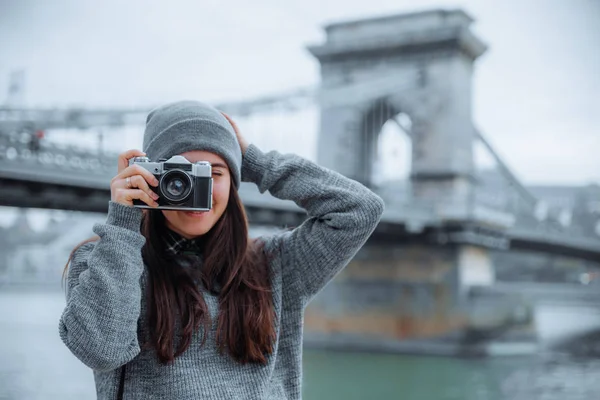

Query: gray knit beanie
[142,100,242,187]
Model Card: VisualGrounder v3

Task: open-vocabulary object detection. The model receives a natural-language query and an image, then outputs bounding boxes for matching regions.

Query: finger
[129,175,159,201]
[221,112,240,134]
[221,112,248,153]
[117,149,146,173]
[115,164,159,187]
[117,188,158,208]
[127,189,159,208]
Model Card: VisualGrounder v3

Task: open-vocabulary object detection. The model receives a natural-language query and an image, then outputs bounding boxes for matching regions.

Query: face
[162,150,231,239]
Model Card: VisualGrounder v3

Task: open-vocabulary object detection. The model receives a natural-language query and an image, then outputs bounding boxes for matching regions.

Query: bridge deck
[1,140,599,261]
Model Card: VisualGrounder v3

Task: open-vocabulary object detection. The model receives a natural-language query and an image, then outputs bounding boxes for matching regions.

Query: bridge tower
[303,10,509,350]
[309,9,487,219]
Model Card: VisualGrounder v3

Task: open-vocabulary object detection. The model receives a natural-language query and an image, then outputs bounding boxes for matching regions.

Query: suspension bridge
[1,9,599,355]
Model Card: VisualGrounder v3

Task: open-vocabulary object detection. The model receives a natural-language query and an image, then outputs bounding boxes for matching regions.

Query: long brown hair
[64,181,276,365]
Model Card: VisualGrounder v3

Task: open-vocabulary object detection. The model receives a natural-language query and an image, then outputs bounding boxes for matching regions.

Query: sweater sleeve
[242,144,384,303]
[58,201,146,371]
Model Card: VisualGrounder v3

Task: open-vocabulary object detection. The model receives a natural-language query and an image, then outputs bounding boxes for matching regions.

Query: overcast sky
[1,0,599,188]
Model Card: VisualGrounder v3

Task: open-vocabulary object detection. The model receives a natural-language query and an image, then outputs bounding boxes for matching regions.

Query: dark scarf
[163,229,204,256]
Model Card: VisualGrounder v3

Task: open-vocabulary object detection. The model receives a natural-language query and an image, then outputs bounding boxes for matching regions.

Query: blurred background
[1,0,599,399]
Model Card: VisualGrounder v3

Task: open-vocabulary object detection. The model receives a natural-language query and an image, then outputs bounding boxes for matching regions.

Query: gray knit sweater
[59,144,384,399]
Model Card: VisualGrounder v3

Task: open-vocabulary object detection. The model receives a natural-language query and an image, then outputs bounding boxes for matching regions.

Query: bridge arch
[356,98,413,197]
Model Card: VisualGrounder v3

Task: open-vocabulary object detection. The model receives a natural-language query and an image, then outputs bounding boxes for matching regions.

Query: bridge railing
[0,132,115,175]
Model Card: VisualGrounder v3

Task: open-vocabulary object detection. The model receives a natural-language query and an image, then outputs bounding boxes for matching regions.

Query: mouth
[183,210,210,218]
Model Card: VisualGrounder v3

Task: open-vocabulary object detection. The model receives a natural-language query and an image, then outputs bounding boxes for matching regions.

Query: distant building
[2,212,103,286]
[528,183,600,237]
[0,210,37,280]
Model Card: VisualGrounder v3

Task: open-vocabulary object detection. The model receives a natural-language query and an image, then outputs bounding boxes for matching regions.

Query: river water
[1,288,599,400]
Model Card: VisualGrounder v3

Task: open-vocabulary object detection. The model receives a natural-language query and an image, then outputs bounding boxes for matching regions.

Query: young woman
[59,100,384,399]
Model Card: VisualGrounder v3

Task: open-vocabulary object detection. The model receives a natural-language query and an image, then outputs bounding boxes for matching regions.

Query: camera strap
[117,364,126,400]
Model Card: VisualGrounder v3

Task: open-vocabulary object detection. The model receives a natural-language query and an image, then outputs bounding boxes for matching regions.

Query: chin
[163,209,220,239]
[180,225,212,238]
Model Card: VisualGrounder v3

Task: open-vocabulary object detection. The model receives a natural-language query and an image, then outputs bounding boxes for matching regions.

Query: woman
[59,100,384,399]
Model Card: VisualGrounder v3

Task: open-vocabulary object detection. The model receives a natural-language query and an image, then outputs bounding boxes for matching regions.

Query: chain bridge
[1,9,599,354]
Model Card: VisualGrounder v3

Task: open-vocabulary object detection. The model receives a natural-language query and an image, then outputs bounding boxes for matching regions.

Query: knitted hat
[142,100,242,187]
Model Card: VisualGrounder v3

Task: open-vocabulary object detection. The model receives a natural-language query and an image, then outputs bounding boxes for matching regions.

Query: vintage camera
[130,155,213,211]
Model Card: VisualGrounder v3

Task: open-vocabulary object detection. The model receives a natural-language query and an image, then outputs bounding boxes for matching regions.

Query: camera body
[130,155,213,211]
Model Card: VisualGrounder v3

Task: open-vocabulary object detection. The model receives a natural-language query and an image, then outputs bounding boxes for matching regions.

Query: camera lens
[160,170,192,204]
[166,178,185,197]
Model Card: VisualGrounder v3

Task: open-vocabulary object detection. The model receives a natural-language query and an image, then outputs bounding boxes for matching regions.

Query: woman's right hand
[110,149,160,207]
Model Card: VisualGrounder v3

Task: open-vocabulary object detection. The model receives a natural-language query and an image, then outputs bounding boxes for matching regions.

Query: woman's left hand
[221,112,249,155]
